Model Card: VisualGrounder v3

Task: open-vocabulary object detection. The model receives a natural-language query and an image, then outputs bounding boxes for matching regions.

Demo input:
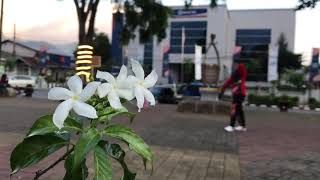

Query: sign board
[268,46,279,82]
[173,8,207,18]
[92,56,101,68]
[194,45,202,80]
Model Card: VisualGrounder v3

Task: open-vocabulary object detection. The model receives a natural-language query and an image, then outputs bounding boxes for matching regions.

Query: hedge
[248,94,299,108]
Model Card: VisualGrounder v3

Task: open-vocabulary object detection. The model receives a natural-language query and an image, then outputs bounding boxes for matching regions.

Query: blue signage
[173,8,207,18]
[111,12,124,66]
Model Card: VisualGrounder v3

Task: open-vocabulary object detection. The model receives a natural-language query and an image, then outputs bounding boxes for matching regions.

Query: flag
[194,45,202,80]
[162,45,170,77]
[268,46,279,82]
[181,26,186,55]
[310,48,320,81]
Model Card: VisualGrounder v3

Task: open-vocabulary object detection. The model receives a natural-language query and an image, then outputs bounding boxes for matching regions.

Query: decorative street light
[76,45,94,83]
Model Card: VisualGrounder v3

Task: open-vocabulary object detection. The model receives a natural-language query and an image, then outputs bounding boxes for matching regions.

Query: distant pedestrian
[0,74,9,96]
[219,63,247,132]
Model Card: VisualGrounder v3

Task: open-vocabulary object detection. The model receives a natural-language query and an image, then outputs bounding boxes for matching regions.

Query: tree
[73,0,100,44]
[92,32,112,71]
[297,0,319,9]
[277,33,302,75]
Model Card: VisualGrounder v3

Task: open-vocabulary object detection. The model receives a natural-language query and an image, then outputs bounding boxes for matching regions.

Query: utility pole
[0,0,4,62]
[12,23,16,56]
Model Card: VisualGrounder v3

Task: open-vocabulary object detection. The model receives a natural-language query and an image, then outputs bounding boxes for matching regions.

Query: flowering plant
[10,59,157,180]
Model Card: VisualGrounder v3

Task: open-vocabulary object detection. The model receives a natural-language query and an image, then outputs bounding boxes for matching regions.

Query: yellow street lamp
[76,45,93,82]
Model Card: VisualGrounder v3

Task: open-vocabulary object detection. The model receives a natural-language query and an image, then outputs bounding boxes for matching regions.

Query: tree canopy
[277,33,302,75]
[92,32,112,71]
[297,0,319,9]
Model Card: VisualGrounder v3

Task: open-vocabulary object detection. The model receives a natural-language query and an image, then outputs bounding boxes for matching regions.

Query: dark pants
[230,96,246,127]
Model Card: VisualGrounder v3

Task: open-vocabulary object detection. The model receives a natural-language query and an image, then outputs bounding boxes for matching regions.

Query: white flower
[96,65,134,109]
[48,75,99,129]
[128,59,158,112]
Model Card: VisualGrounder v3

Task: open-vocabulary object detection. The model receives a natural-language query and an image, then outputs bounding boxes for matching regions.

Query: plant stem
[33,146,74,180]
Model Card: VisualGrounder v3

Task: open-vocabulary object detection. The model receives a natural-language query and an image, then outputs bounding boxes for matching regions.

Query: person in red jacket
[219,63,248,132]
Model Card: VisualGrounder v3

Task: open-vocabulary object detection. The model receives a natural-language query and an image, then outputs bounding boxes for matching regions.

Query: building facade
[112,5,296,83]
[0,40,74,83]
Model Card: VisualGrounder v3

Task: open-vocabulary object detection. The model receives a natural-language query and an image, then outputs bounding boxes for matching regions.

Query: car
[8,75,36,88]
[158,88,177,104]
[177,82,212,98]
[150,84,182,104]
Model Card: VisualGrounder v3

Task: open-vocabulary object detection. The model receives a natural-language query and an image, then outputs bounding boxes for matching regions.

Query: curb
[246,104,320,112]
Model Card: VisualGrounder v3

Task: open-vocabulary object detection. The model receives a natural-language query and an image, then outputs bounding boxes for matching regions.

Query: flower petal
[96,70,115,84]
[143,88,156,106]
[134,86,145,112]
[116,65,127,82]
[97,83,113,98]
[144,70,158,88]
[67,75,83,95]
[48,87,73,100]
[125,76,141,87]
[53,99,73,129]
[131,59,145,80]
[73,101,98,119]
[80,81,100,101]
[108,90,123,109]
[117,88,134,101]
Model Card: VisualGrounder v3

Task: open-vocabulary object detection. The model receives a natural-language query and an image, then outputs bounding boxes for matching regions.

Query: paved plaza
[0,97,240,180]
[0,96,320,180]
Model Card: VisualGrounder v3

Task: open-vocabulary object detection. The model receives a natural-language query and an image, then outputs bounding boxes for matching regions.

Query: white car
[8,75,36,88]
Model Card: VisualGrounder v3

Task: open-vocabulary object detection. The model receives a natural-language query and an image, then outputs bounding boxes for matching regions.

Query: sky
[2,0,320,62]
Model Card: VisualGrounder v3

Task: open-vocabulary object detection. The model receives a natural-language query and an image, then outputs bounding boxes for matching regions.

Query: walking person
[0,74,9,96]
[219,63,248,132]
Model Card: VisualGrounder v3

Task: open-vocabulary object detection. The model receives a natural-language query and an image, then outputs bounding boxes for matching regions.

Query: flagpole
[181,27,185,83]
[0,0,4,62]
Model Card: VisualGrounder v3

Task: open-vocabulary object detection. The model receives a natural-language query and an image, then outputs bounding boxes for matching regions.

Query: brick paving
[239,109,320,180]
[0,98,240,180]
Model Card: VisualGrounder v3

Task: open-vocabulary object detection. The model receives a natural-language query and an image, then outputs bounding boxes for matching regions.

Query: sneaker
[224,126,234,132]
[235,126,247,131]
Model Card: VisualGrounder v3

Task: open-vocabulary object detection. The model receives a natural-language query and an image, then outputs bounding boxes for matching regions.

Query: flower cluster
[48,59,158,129]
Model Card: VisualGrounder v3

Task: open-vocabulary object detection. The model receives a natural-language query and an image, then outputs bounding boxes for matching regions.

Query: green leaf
[73,128,101,172]
[64,153,88,180]
[10,135,68,175]
[93,146,112,180]
[103,125,153,168]
[104,143,136,180]
[27,115,82,137]
[98,108,135,123]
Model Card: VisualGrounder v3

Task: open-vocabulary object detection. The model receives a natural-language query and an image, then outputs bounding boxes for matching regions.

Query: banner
[309,48,320,81]
[268,46,279,82]
[233,46,242,61]
[162,45,170,77]
[195,45,202,80]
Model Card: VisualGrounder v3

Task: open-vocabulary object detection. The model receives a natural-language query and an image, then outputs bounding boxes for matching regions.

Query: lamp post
[0,0,4,62]
[76,45,94,83]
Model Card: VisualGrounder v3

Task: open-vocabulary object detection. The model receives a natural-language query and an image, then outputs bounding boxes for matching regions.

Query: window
[170,21,207,54]
[235,29,271,81]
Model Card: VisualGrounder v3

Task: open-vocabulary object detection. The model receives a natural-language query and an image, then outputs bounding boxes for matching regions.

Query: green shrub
[248,94,299,107]
[309,98,320,109]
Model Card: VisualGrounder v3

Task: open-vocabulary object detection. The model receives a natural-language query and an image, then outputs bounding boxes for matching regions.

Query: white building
[113,5,296,83]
